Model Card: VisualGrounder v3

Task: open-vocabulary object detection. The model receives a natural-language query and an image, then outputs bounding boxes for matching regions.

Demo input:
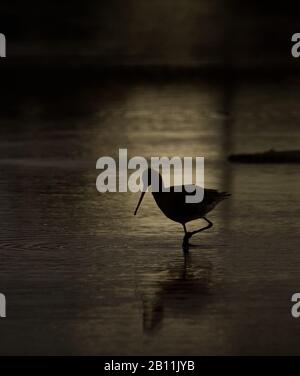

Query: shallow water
[0,78,299,355]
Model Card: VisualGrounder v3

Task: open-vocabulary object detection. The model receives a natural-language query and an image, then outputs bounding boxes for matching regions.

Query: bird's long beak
[134,191,146,215]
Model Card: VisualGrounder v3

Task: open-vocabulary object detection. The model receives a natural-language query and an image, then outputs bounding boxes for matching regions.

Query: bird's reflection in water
[138,252,212,334]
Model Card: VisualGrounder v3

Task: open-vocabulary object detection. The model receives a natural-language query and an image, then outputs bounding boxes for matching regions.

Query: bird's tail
[217,191,231,201]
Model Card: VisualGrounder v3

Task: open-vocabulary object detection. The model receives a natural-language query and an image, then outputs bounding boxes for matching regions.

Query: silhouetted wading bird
[134,168,230,251]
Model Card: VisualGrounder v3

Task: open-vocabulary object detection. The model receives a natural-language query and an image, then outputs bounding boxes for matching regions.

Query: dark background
[1,0,300,70]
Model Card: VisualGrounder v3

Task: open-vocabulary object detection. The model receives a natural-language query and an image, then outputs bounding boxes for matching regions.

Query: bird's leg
[182,224,191,252]
[183,223,187,235]
[189,217,213,237]
[182,218,213,251]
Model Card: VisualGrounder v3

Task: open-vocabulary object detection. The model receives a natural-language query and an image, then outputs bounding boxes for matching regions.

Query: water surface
[0,77,299,355]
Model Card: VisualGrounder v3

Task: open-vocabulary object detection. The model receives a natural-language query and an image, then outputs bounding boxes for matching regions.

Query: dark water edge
[0,73,299,355]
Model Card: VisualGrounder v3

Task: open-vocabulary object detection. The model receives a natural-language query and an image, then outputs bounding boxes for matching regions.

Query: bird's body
[134,168,230,251]
[152,186,229,225]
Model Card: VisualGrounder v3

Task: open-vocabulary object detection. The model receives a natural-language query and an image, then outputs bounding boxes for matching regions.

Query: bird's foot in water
[182,241,189,252]
[182,232,193,252]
